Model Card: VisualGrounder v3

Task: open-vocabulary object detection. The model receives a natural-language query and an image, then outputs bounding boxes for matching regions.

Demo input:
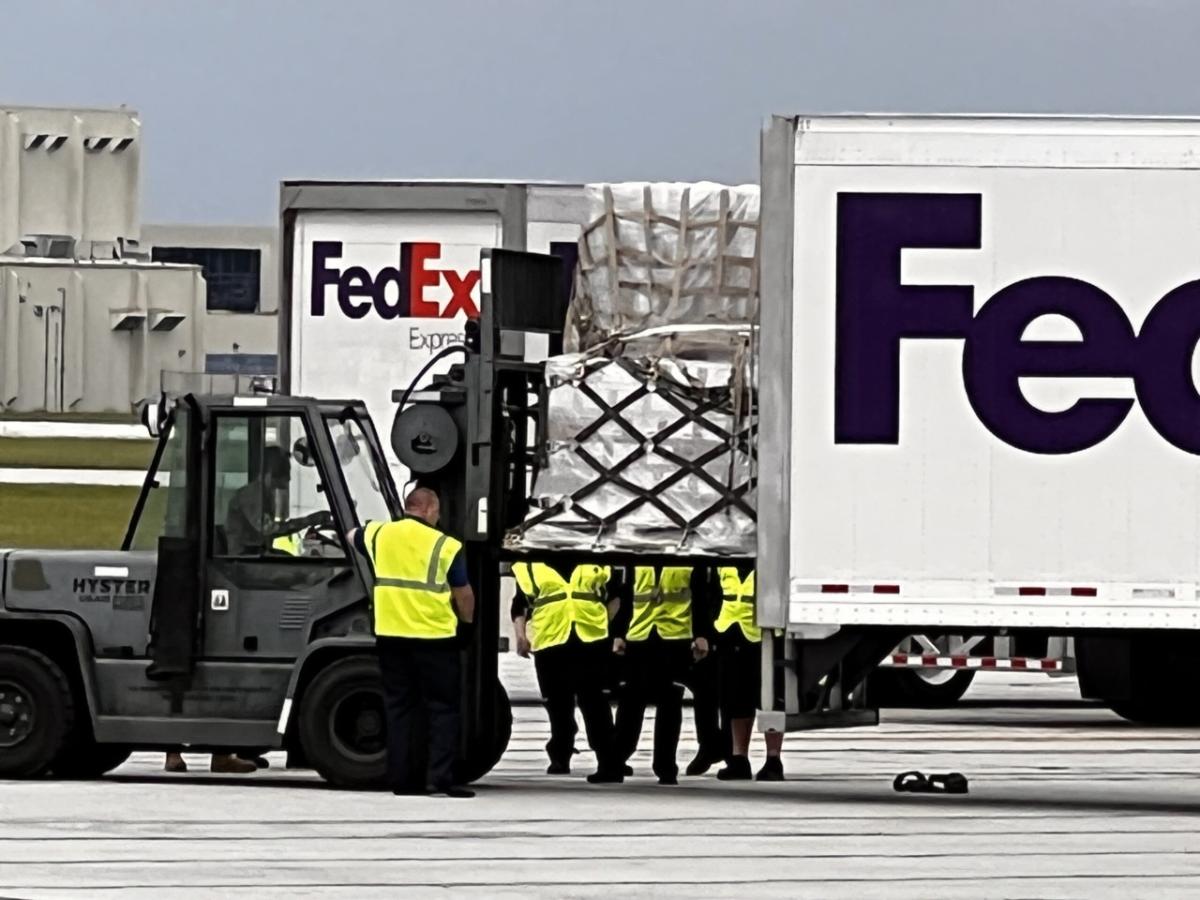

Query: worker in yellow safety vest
[611,565,717,785]
[510,559,624,783]
[714,564,784,781]
[348,487,477,798]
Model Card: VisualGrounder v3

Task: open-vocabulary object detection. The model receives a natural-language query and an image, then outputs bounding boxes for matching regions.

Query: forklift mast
[390,249,572,750]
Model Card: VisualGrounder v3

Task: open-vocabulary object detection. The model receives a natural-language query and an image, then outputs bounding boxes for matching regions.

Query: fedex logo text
[835,192,1200,455]
[309,241,480,320]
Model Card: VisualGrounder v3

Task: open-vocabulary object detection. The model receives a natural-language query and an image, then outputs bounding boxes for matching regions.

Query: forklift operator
[225,446,331,556]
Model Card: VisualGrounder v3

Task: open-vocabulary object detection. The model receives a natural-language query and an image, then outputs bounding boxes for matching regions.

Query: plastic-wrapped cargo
[566,182,759,351]
[506,325,756,556]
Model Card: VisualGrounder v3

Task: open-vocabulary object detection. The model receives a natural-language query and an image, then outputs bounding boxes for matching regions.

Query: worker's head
[262,446,291,489]
[404,487,441,526]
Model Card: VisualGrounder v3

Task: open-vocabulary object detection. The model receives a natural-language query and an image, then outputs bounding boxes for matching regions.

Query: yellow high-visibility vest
[365,518,462,639]
[272,532,301,555]
[627,566,693,641]
[714,568,760,642]
[512,562,610,652]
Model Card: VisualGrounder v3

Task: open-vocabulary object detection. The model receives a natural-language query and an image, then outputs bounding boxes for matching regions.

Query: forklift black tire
[51,741,133,779]
[869,667,976,708]
[297,655,387,790]
[458,679,513,784]
[0,646,75,779]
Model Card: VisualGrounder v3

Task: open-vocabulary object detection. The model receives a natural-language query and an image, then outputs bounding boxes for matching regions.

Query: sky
[1,0,1197,225]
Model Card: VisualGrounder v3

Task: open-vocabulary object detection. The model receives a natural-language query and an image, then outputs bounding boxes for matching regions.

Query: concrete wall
[0,258,208,413]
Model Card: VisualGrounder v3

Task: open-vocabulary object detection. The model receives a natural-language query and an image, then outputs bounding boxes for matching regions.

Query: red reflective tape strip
[873,584,900,594]
[1041,659,1058,670]
[1018,587,1046,596]
[822,584,849,594]
[981,657,997,667]
[1071,587,1098,597]
[1012,658,1029,669]
[950,657,968,668]
[921,654,938,666]
[892,654,908,664]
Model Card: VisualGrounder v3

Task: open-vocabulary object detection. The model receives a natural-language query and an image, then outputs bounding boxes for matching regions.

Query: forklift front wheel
[298,655,388,790]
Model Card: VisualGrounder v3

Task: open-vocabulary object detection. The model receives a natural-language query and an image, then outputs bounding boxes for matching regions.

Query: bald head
[405,487,441,526]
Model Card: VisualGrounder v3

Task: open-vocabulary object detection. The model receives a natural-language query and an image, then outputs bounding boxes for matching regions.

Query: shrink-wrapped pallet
[506,325,756,556]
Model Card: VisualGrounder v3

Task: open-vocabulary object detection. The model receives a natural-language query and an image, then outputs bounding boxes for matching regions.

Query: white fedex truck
[278,180,588,484]
[758,114,1200,728]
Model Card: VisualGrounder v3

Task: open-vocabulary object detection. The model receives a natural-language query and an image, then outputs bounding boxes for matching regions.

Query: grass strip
[0,437,156,470]
[0,484,139,549]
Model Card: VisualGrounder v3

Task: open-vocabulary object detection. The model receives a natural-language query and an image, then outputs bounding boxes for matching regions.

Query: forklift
[0,390,511,787]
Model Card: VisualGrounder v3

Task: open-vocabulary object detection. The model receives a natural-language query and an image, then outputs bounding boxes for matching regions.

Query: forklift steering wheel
[307,526,343,551]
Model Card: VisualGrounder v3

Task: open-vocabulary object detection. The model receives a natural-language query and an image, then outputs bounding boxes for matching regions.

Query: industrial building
[0,104,277,414]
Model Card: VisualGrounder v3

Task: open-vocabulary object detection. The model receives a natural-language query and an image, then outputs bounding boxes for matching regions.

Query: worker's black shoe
[755,756,785,782]
[716,755,753,781]
[427,784,475,799]
[586,768,625,784]
[546,758,571,775]
[623,764,634,776]
[685,751,721,777]
[656,770,679,786]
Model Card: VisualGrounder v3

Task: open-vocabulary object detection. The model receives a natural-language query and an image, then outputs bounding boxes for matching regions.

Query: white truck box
[278,180,588,483]
[759,115,1200,636]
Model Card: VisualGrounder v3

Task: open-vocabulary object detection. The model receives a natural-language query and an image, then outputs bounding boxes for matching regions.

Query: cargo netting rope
[507,351,756,554]
[567,184,760,352]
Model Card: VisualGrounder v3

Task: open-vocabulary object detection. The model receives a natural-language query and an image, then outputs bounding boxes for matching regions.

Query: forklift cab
[117,392,400,750]
[73,393,398,763]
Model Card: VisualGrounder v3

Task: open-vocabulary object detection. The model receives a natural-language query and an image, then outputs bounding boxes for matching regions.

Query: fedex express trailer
[758,114,1200,728]
[278,180,588,482]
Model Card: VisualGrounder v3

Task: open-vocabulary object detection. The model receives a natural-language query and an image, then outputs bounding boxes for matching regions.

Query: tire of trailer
[870,667,976,708]
[0,645,75,779]
[1109,694,1200,727]
[1079,633,1200,727]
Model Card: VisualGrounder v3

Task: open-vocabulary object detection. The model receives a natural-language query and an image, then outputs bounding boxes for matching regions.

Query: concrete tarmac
[1,662,1197,899]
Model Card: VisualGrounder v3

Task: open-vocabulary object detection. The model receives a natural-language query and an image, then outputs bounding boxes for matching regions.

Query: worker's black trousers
[377,636,461,791]
[533,632,617,771]
[689,651,728,761]
[614,633,693,778]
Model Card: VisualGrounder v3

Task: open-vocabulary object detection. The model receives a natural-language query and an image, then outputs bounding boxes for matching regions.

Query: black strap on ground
[893,770,970,794]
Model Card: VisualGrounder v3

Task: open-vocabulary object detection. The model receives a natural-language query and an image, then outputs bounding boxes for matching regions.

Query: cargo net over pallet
[566,182,760,352]
[509,182,761,557]
[505,325,757,557]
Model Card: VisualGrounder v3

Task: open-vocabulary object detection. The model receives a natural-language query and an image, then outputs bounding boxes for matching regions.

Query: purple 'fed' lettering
[834,191,1200,455]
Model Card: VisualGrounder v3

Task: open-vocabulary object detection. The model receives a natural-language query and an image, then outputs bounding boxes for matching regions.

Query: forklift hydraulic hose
[394,345,469,413]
